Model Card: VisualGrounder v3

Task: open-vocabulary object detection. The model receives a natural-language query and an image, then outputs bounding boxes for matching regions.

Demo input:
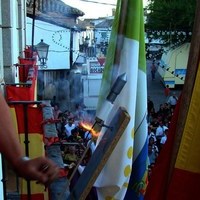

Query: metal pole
[31,0,37,57]
[1,155,7,200]
[23,104,31,200]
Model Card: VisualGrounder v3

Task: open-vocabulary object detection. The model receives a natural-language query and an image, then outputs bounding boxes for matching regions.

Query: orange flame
[79,121,99,138]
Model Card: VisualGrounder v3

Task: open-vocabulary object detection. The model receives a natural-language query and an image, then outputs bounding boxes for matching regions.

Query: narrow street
[147,59,182,111]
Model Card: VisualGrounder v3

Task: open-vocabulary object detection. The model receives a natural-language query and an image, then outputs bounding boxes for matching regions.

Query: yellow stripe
[20,180,48,195]
[19,134,47,197]
[19,134,45,158]
[176,61,200,173]
[10,107,19,137]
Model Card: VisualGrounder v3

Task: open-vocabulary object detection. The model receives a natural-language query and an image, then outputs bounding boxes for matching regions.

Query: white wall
[73,31,81,62]
[1,0,22,83]
[82,75,102,110]
[26,17,71,70]
[0,0,4,83]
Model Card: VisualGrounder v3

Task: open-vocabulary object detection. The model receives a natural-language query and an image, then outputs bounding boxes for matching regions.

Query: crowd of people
[51,89,179,184]
[51,103,95,168]
[51,102,98,198]
[147,92,178,179]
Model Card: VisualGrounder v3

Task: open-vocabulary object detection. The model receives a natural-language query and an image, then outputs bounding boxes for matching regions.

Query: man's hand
[13,156,59,185]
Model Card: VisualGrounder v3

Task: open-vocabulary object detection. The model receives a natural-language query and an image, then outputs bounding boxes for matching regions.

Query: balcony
[79,42,108,58]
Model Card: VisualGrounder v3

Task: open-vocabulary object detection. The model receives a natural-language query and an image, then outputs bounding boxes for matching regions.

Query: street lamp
[84,36,90,47]
[35,39,49,67]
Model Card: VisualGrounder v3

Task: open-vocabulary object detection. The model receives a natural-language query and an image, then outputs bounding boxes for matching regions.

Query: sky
[62,0,148,19]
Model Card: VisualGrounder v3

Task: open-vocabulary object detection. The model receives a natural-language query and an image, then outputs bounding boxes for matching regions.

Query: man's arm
[0,92,24,165]
[0,92,58,184]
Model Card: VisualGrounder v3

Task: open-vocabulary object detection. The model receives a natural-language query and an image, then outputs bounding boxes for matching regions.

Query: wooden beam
[68,107,130,200]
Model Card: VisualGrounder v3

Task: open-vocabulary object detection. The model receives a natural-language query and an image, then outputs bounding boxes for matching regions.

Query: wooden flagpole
[168,0,200,180]
[111,0,128,82]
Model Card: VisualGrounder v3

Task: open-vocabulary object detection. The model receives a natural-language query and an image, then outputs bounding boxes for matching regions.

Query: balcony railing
[79,42,108,58]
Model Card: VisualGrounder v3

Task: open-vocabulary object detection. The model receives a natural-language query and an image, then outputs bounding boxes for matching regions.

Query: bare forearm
[0,93,24,166]
[0,93,59,183]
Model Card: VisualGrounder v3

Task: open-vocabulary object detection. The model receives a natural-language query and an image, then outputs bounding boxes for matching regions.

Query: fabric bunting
[95,0,148,199]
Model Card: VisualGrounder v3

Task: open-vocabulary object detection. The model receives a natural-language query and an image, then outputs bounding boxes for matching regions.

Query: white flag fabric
[95,0,148,199]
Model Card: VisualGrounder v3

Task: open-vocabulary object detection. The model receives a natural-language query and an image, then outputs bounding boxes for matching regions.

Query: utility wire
[73,0,116,6]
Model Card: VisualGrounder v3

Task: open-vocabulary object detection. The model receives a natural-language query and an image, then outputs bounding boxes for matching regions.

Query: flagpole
[31,0,36,57]
[168,0,200,180]
[97,0,129,111]
[114,0,128,58]
[111,0,128,81]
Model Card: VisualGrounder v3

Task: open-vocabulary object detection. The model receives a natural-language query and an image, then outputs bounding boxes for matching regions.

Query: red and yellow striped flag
[146,62,200,200]
[145,2,200,199]
[10,105,48,200]
[166,60,200,199]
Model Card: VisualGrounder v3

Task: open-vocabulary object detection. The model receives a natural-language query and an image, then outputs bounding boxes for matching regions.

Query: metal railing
[79,43,108,58]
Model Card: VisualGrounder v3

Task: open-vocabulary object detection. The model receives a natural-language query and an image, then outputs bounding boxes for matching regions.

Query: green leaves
[145,0,196,45]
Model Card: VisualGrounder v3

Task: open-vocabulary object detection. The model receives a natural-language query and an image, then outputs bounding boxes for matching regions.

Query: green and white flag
[95,0,148,199]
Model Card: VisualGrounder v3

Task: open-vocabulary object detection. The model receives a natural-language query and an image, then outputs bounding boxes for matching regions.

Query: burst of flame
[79,121,99,138]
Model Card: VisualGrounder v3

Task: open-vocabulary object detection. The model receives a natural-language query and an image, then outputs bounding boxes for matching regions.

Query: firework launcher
[92,73,127,132]
[65,73,130,200]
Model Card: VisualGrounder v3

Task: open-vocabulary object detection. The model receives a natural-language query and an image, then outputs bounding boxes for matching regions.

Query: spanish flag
[144,96,181,200]
[145,63,200,200]
[166,63,200,199]
[145,1,200,199]
[10,105,48,200]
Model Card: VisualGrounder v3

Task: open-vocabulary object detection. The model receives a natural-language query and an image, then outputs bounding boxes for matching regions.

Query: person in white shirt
[156,122,168,138]
[148,125,156,143]
[65,117,76,138]
[160,128,169,150]
[155,121,168,151]
[167,92,178,109]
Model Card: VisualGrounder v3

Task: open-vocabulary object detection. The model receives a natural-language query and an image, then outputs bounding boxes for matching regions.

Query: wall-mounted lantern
[84,36,90,46]
[35,39,49,67]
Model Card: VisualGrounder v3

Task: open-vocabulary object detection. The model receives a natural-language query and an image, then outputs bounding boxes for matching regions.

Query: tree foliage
[145,0,196,45]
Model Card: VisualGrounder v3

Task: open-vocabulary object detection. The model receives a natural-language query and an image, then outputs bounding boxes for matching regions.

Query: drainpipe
[31,0,36,56]
[70,28,73,69]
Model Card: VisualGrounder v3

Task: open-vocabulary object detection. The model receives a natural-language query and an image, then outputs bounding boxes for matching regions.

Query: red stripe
[18,58,36,82]
[44,137,60,146]
[59,168,69,177]
[6,64,38,101]
[6,86,34,101]
[21,193,44,200]
[167,168,200,200]
[145,95,182,200]
[14,105,43,134]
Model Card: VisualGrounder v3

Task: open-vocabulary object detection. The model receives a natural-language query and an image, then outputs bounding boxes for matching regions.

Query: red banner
[18,58,36,83]
[6,59,38,101]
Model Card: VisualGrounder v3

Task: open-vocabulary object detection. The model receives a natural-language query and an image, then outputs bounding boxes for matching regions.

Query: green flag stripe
[139,0,146,73]
[125,0,146,72]
[125,0,141,41]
